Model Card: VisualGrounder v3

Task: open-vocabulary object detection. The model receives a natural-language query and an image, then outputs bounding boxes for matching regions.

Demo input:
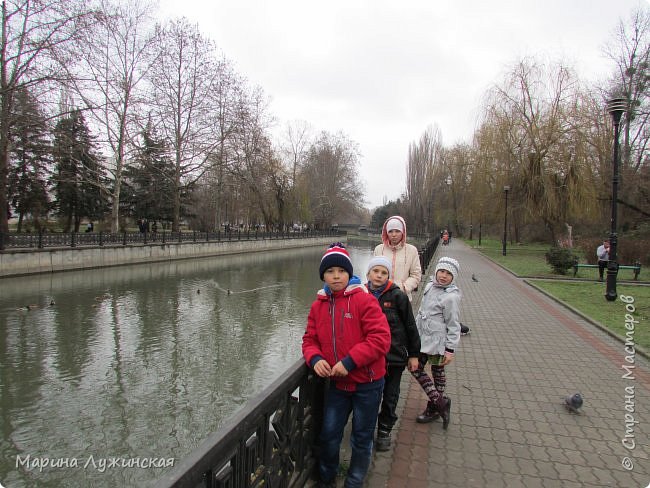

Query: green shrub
[545,247,576,275]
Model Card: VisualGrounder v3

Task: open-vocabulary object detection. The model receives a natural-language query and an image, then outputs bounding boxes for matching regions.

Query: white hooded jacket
[373,215,422,300]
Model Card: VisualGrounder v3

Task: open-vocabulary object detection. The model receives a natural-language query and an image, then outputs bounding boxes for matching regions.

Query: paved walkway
[365,239,650,487]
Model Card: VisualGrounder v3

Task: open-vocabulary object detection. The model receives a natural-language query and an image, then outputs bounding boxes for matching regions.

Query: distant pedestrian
[411,256,462,430]
[365,256,420,451]
[302,243,390,488]
[596,239,610,282]
[374,216,422,301]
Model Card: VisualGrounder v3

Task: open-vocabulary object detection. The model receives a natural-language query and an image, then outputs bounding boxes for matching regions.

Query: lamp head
[607,97,626,123]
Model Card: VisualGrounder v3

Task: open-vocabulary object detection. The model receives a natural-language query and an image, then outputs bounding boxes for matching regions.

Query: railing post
[0,231,4,250]
[143,230,148,245]
[71,232,76,248]
[193,231,197,242]
[162,231,166,244]
[123,231,127,246]
[38,229,44,249]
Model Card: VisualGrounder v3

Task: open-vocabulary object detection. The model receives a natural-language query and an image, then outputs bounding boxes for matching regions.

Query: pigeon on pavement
[564,393,583,413]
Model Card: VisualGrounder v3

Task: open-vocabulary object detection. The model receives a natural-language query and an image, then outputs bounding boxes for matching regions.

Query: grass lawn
[531,280,649,351]
[467,238,649,351]
[471,238,642,280]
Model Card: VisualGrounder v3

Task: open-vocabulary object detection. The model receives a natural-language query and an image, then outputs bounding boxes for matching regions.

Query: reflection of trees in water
[0,243,376,486]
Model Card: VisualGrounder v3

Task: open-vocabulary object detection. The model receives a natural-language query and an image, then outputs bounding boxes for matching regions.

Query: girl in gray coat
[410,256,461,429]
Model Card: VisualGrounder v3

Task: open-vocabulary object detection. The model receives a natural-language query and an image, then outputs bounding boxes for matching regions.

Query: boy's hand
[331,361,349,377]
[313,359,332,377]
[407,357,419,372]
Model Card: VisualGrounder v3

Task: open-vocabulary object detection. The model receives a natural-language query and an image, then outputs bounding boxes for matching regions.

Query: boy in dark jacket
[366,256,421,451]
[302,243,391,488]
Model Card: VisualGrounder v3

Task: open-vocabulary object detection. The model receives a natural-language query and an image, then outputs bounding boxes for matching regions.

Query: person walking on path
[365,256,420,452]
[302,243,391,488]
[596,239,610,281]
[410,256,461,429]
[374,216,422,301]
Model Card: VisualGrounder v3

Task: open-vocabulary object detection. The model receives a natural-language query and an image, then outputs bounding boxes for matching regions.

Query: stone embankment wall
[0,237,336,278]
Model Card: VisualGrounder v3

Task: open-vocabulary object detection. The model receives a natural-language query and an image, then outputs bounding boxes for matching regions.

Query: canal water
[0,241,377,487]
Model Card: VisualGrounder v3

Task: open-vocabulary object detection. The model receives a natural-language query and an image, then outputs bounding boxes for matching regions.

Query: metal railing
[0,229,343,251]
[419,236,440,272]
[156,360,324,488]
[156,237,440,488]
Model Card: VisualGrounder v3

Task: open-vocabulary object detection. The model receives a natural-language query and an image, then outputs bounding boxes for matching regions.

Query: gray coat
[416,281,461,355]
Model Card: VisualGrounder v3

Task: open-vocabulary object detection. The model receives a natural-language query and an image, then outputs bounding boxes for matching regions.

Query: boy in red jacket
[302,243,391,488]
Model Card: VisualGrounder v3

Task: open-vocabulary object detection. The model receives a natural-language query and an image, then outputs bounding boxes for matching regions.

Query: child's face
[436,269,454,286]
[387,229,403,245]
[367,265,389,288]
[323,266,350,292]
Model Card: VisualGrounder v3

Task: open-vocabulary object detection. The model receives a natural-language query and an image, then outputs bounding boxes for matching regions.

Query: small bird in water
[564,393,583,413]
[471,273,479,282]
[197,289,200,294]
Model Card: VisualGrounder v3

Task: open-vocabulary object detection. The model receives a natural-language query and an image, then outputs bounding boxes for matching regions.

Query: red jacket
[302,280,391,391]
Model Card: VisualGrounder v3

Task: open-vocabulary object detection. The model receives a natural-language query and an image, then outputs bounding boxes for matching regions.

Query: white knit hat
[385,218,404,233]
[435,256,460,283]
[367,256,392,278]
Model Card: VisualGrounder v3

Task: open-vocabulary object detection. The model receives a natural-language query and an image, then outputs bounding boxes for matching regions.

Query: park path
[365,239,649,487]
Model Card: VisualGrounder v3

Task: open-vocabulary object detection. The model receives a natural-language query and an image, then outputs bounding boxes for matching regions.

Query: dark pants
[377,365,405,432]
[318,379,384,488]
[598,260,608,280]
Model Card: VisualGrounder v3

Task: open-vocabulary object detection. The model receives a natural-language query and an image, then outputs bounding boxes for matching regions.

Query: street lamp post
[445,176,452,234]
[605,97,626,302]
[502,185,510,256]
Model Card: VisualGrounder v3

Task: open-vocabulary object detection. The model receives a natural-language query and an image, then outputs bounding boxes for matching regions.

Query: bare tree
[299,131,363,229]
[277,119,312,225]
[604,6,650,172]
[147,17,226,232]
[70,0,158,232]
[228,86,278,228]
[405,125,442,233]
[0,0,97,234]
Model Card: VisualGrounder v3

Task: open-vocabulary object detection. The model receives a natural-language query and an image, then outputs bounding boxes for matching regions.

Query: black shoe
[440,397,452,430]
[375,430,391,451]
[416,402,439,423]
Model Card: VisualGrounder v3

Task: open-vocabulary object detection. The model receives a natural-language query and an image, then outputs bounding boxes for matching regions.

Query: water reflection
[0,243,376,487]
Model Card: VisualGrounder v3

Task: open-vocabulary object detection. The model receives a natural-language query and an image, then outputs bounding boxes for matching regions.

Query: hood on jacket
[381,215,407,248]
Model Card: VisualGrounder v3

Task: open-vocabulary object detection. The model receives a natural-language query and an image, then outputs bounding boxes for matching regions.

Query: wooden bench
[572,261,642,280]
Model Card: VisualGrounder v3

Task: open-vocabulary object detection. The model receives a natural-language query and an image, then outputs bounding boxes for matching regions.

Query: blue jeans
[318,379,384,488]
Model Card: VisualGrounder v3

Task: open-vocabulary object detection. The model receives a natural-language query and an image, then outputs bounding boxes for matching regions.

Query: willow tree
[481,59,596,243]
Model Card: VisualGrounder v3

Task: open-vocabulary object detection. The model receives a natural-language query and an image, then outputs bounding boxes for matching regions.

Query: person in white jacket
[374,216,422,301]
[411,256,461,429]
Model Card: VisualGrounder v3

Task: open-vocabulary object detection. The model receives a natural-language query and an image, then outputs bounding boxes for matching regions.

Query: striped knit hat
[319,242,353,280]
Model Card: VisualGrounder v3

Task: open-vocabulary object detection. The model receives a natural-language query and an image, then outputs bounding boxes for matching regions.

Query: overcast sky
[157,0,647,209]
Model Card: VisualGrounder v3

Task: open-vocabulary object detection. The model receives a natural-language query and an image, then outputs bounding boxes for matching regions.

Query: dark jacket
[375,280,421,366]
